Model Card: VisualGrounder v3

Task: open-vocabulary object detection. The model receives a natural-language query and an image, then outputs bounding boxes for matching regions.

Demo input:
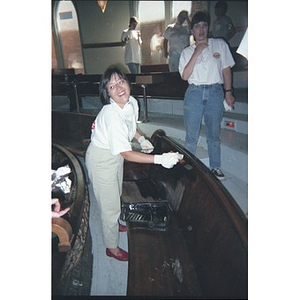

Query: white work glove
[154,152,184,169]
[138,136,154,153]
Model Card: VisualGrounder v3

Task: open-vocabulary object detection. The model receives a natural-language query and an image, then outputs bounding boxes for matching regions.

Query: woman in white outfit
[85,67,183,261]
[121,17,142,74]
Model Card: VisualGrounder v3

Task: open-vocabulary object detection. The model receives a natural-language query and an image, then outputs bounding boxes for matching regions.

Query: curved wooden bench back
[123,131,247,298]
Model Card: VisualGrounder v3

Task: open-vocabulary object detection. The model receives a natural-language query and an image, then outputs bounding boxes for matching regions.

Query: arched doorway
[52,0,84,74]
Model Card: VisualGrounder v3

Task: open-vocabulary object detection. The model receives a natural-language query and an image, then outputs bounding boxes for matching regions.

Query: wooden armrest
[52,217,73,252]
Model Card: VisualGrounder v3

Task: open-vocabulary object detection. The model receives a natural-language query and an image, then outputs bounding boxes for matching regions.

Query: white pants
[85,143,124,248]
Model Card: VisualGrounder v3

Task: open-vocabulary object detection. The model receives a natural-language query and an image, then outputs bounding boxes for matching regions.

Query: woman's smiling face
[106,73,131,108]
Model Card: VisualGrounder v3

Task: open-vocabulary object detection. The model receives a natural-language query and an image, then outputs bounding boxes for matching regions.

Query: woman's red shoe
[106,247,128,261]
[119,224,127,232]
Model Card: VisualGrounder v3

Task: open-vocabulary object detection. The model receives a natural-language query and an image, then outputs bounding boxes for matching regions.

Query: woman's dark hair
[191,11,210,29]
[129,16,138,26]
[99,67,131,105]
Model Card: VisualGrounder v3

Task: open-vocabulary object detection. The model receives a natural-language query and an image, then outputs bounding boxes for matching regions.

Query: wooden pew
[122,131,247,298]
[52,111,94,157]
[52,68,75,76]
[52,72,188,104]
[52,43,246,109]
[52,72,188,127]
[52,143,92,295]
[52,73,80,112]
[122,175,202,297]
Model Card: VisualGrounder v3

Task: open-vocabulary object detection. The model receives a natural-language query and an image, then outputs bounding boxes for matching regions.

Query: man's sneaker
[212,168,225,180]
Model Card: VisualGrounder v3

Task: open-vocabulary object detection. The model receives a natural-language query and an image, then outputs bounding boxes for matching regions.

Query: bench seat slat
[126,214,202,297]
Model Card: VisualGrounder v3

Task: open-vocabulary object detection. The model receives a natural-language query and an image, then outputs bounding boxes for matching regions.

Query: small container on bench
[120,201,171,231]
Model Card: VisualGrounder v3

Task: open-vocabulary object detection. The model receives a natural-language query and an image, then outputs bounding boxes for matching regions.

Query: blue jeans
[127,63,140,74]
[183,83,224,169]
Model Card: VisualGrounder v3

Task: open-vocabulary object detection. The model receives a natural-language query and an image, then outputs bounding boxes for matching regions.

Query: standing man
[163,10,191,72]
[121,16,142,74]
[179,11,235,180]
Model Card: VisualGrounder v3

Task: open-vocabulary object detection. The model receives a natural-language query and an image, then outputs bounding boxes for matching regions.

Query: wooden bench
[122,179,202,297]
[52,72,188,130]
[52,143,92,295]
[52,72,188,106]
[52,111,94,157]
[121,132,247,298]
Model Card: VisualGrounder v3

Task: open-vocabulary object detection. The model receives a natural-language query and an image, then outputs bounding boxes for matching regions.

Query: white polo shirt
[90,96,139,155]
[179,38,235,85]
